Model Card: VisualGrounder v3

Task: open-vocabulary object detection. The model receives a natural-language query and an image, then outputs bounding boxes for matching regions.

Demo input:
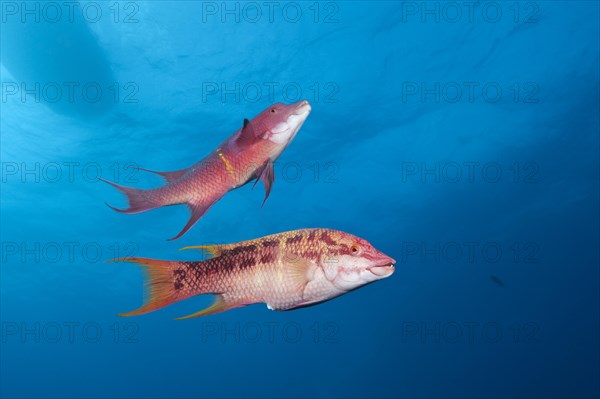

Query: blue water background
[1,1,599,398]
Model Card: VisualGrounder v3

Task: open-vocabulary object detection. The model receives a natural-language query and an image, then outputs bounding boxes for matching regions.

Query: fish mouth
[368,258,396,277]
[292,100,311,116]
[267,100,311,147]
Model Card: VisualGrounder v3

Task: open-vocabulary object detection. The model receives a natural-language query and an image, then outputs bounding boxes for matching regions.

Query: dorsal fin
[128,167,188,183]
[179,244,225,258]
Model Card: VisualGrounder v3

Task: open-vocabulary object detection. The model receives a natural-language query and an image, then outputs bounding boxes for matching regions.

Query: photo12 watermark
[399,241,540,264]
[1,321,139,344]
[1,241,139,264]
[398,2,540,24]
[201,81,339,104]
[401,321,540,344]
[401,82,540,104]
[199,321,340,344]
[1,1,140,24]
[401,162,540,184]
[200,1,340,24]
[1,162,141,184]
[1,81,140,105]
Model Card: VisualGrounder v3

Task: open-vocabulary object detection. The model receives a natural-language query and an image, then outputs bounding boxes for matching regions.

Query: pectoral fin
[175,294,242,320]
[252,161,275,206]
[265,253,313,311]
[280,252,313,295]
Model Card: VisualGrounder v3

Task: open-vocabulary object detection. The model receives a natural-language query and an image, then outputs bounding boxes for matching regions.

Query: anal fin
[175,294,242,320]
[167,199,217,241]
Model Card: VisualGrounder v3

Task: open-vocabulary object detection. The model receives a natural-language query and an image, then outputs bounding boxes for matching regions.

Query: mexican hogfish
[100,101,312,240]
[114,229,395,319]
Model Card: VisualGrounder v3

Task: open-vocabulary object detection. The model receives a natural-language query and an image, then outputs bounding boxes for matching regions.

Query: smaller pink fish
[112,228,395,319]
[100,101,311,240]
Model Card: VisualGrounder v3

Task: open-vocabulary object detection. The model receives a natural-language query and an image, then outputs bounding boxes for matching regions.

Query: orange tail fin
[113,257,180,317]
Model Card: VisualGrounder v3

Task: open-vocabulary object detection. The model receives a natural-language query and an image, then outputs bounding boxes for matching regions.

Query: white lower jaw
[369,264,395,277]
[269,112,309,144]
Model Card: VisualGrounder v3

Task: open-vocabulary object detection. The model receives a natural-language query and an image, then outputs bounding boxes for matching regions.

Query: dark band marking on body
[286,235,303,245]
[239,257,256,269]
[262,240,279,247]
[320,232,337,246]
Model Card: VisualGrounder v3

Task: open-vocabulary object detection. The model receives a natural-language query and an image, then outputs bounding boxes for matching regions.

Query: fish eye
[271,109,276,113]
[350,244,361,255]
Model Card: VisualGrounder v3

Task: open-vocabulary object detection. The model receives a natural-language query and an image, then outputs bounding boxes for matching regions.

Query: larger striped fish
[100,101,311,240]
[114,228,395,319]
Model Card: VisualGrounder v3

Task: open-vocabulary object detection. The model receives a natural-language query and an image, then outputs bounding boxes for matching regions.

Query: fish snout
[292,100,311,116]
[368,255,396,278]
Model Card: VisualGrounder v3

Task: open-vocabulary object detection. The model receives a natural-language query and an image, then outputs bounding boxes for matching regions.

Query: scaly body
[100,101,311,240]
[115,228,395,319]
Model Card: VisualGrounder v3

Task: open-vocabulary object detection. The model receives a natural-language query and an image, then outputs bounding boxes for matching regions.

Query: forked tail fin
[100,177,218,239]
[113,257,181,317]
[99,178,160,214]
[112,257,243,319]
